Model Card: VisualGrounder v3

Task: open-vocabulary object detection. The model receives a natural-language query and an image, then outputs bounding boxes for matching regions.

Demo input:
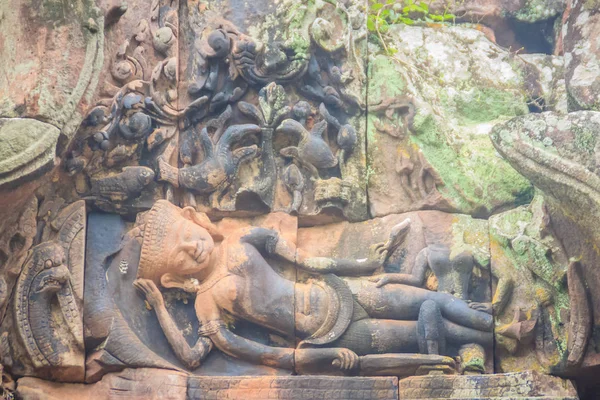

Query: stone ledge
[398,371,578,399]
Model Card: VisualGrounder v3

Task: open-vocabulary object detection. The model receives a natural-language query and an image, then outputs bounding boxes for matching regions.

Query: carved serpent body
[14,242,83,368]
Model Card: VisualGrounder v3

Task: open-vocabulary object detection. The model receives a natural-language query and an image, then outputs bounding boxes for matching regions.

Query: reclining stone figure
[134,200,493,373]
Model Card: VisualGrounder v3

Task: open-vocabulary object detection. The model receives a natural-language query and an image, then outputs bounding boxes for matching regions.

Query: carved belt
[297,274,354,348]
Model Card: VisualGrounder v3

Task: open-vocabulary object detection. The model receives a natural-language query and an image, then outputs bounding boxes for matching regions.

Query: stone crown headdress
[137,200,222,285]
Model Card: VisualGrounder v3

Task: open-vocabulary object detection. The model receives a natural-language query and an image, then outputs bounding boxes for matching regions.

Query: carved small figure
[14,243,83,370]
[370,244,479,301]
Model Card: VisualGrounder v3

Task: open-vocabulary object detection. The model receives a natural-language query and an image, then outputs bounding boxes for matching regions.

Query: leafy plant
[368,0,456,34]
[368,0,456,56]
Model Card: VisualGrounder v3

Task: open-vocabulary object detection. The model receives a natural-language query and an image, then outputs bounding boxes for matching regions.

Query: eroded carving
[124,201,493,376]
[0,201,86,382]
[67,0,367,222]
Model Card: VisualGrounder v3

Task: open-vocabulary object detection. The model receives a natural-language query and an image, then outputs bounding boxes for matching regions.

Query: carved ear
[160,273,187,289]
[181,206,197,221]
[181,207,224,241]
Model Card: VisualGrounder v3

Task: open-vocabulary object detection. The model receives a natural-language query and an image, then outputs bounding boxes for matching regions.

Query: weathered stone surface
[17,368,189,400]
[0,201,86,382]
[427,0,565,24]
[398,370,578,399]
[563,0,600,111]
[490,194,570,373]
[0,119,59,188]
[0,0,591,397]
[0,0,104,202]
[367,25,538,218]
[520,54,569,114]
[0,0,103,126]
[16,369,399,400]
[491,111,600,370]
[298,210,494,373]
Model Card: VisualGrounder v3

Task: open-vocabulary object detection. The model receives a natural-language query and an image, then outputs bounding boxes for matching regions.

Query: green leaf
[399,17,414,25]
[419,2,429,12]
[367,16,376,31]
[371,3,383,11]
[443,13,456,20]
[430,14,444,21]
[378,19,390,32]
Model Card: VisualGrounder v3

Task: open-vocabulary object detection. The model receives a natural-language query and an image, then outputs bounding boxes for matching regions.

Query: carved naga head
[34,262,70,295]
[137,200,223,285]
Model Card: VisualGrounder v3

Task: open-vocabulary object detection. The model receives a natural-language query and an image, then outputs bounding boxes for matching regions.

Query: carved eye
[45,259,53,269]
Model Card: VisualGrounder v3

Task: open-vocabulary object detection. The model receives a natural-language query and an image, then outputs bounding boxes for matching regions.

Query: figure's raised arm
[263,219,411,276]
[369,246,429,288]
[134,279,212,370]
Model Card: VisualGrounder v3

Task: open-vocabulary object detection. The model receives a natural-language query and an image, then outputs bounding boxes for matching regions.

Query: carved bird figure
[277,119,337,177]
[158,124,261,194]
[90,166,155,202]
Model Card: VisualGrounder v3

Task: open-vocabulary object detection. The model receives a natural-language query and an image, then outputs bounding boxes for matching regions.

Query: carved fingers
[133,278,164,307]
[368,274,392,288]
[331,348,359,371]
[468,302,493,315]
[368,242,388,265]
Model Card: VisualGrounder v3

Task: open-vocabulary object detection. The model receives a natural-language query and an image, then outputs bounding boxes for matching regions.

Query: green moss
[442,88,529,125]
[490,198,570,368]
[409,110,532,215]
[573,125,597,155]
[584,0,600,10]
[367,55,406,104]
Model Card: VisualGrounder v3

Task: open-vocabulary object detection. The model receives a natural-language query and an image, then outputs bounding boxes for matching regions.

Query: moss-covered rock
[489,194,569,373]
[563,0,600,111]
[367,24,538,218]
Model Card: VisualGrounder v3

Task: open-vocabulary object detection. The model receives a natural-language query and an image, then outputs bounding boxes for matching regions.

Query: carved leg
[351,282,493,332]
[417,300,445,355]
[332,319,420,355]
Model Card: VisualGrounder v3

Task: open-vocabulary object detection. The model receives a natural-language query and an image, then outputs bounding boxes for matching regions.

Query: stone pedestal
[398,371,578,399]
[16,369,399,400]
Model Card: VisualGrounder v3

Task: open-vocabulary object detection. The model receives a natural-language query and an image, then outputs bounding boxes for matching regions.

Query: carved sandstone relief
[491,111,600,372]
[0,0,104,195]
[65,0,368,224]
[0,200,86,382]
[0,0,596,398]
[83,200,496,381]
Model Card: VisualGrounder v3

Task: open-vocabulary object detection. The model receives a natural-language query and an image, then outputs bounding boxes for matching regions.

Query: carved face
[167,217,215,276]
[34,264,69,294]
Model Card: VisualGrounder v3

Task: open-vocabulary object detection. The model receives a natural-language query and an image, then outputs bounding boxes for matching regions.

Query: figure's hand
[295,347,359,373]
[368,273,396,288]
[468,301,493,315]
[134,278,164,308]
[369,242,389,265]
[330,348,359,371]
